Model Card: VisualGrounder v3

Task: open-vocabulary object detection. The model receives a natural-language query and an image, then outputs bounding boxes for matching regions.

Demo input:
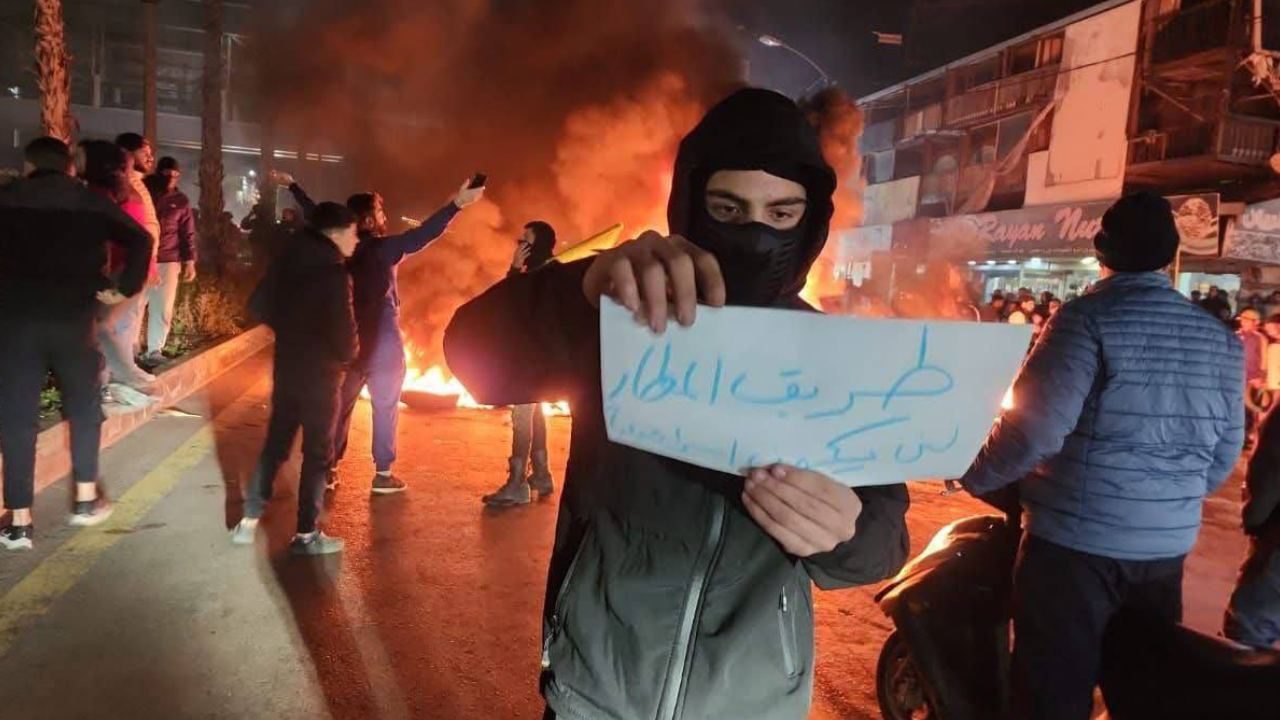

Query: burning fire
[398,365,571,417]
[352,343,571,416]
[372,359,569,417]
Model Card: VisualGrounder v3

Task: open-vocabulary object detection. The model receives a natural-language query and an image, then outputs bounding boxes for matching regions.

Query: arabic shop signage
[1225,197,1280,265]
[891,194,1220,259]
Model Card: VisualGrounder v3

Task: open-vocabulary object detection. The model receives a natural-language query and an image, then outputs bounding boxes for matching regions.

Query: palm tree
[199,0,225,272]
[34,0,74,141]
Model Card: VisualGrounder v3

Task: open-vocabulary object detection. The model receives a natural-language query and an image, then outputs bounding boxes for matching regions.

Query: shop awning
[886,193,1220,260]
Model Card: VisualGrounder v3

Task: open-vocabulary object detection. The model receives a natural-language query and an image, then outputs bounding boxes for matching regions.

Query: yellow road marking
[0,379,264,656]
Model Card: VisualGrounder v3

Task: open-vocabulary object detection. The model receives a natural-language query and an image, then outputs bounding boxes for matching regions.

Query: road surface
[0,349,1249,719]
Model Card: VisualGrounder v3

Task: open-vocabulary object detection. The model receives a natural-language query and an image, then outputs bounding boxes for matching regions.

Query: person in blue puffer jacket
[960,191,1245,720]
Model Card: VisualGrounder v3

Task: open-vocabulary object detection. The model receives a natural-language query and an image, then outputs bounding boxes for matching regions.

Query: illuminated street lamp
[757,34,832,94]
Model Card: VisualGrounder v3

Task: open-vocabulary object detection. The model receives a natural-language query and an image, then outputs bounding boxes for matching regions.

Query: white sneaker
[230,517,260,546]
[108,383,155,408]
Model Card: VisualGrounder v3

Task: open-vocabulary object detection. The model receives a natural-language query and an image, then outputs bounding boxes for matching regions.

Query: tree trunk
[199,0,225,274]
[34,0,74,141]
[142,0,159,144]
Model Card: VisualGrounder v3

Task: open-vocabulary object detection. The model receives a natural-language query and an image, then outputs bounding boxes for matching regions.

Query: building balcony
[1149,0,1241,68]
[900,103,944,141]
[1126,115,1278,188]
[945,68,1057,127]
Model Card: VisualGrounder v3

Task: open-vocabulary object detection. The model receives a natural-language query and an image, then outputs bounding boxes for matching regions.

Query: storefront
[882,192,1220,301]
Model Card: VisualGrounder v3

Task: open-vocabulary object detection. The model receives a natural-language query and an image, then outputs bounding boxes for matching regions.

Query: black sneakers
[371,474,407,495]
[70,496,114,527]
[0,524,34,551]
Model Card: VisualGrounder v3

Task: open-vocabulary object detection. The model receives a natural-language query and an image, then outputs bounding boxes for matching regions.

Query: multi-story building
[850,0,1280,301]
[0,0,345,220]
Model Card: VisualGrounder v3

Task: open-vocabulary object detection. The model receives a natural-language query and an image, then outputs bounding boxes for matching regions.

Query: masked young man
[446,88,909,720]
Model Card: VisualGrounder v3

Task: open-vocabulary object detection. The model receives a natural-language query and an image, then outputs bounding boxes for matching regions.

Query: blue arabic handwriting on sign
[599,301,1030,487]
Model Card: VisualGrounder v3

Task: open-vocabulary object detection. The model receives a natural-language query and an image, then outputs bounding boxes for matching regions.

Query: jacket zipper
[542,533,591,669]
[655,493,727,720]
[778,584,798,678]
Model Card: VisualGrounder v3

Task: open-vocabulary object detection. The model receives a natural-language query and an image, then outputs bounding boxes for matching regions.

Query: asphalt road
[0,349,1249,719]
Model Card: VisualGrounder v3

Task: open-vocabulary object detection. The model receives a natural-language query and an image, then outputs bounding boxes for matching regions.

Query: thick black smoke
[253,0,742,365]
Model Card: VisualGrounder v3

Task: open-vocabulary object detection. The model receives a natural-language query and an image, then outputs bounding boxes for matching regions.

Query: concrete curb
[1,325,273,508]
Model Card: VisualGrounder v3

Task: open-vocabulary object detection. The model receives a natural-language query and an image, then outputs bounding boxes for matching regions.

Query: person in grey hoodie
[446,88,909,720]
[960,192,1245,720]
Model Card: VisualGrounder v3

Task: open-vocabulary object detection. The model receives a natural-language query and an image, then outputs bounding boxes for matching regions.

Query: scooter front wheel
[876,630,936,720]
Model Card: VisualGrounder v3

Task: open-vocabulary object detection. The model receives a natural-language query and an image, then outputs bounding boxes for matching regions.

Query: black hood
[667,88,836,306]
[294,227,347,268]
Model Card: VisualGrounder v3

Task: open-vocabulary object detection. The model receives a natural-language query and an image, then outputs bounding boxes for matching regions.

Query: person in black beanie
[960,190,1246,719]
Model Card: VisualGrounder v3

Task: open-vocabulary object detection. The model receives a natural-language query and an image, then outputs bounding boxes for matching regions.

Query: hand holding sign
[743,464,863,556]
[600,301,1030,487]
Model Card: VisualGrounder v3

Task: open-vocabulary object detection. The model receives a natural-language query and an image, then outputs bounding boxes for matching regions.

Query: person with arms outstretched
[273,170,484,494]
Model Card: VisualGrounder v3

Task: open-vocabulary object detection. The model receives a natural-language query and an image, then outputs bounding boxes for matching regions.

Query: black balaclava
[524,221,557,270]
[668,88,836,308]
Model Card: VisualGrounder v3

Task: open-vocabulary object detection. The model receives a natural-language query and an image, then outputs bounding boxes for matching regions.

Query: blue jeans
[1225,535,1280,649]
[333,334,405,473]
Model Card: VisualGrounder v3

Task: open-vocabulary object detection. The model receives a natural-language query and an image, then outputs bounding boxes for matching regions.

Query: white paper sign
[600,301,1031,487]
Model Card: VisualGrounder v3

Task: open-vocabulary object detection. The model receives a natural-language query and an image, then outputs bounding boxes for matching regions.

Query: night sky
[731,0,1106,98]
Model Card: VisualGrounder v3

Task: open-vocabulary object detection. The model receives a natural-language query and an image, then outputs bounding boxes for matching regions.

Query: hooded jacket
[287,182,459,358]
[249,227,357,373]
[445,89,909,720]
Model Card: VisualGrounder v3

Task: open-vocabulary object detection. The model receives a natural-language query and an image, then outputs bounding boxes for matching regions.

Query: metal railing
[1218,115,1280,165]
[901,102,944,139]
[945,67,1057,126]
[1127,116,1277,166]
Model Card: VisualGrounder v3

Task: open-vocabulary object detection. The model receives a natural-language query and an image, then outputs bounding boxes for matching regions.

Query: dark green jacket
[445,260,908,719]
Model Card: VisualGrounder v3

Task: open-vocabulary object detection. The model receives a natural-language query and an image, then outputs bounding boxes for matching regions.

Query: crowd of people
[0,85,1277,720]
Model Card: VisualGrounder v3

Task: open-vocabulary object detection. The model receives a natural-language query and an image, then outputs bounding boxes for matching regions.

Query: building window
[968,124,998,166]
[894,147,925,180]
[1008,35,1064,75]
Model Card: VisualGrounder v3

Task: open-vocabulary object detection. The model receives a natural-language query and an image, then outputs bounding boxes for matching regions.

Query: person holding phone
[483,221,558,507]
[273,171,485,494]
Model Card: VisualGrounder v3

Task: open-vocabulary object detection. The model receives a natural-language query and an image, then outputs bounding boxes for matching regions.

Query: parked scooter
[873,491,1280,720]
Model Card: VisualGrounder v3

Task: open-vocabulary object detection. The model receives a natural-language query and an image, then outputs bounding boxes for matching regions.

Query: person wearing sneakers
[0,137,153,549]
[275,170,485,495]
[232,202,359,555]
[484,221,558,507]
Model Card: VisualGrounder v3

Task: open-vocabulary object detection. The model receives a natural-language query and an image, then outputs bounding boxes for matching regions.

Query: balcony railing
[1150,0,1239,65]
[1219,115,1280,164]
[901,103,944,139]
[1128,116,1279,166]
[945,68,1057,126]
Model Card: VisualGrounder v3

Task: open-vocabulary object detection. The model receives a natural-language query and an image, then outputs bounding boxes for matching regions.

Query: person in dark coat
[275,170,485,494]
[142,156,198,366]
[1224,406,1280,648]
[960,191,1245,720]
[483,220,559,507]
[0,137,153,550]
[231,202,359,555]
[445,88,909,720]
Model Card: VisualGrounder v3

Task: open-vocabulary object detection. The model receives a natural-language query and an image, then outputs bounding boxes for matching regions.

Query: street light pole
[758,34,832,94]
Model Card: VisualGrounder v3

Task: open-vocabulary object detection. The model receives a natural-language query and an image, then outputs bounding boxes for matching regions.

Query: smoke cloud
[253,0,741,366]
